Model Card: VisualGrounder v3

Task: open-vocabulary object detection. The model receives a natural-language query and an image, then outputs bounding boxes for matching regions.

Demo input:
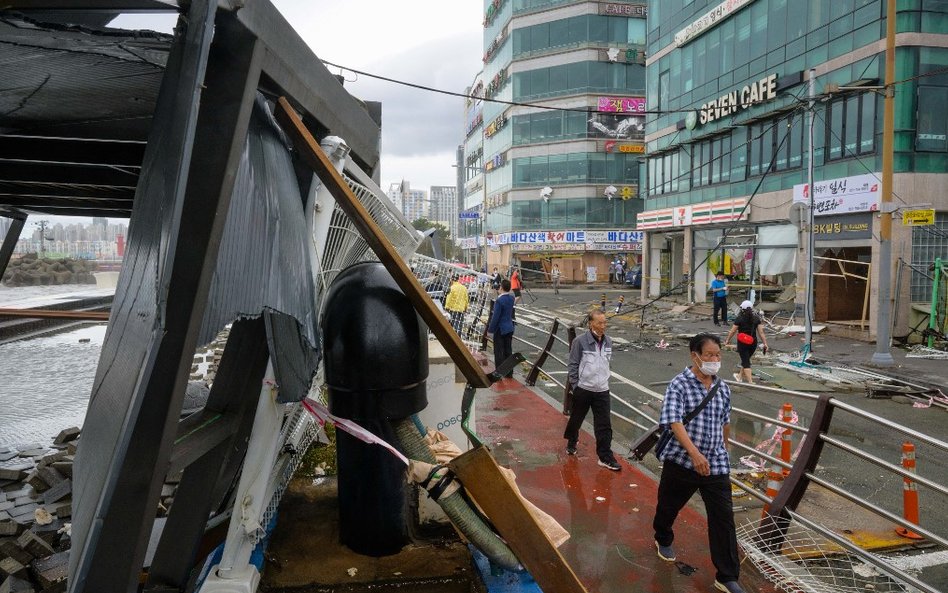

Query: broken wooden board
[448,445,587,593]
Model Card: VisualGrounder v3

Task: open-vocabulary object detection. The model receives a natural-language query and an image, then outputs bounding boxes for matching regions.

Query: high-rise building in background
[462,0,648,281]
[386,180,429,223]
[428,185,459,240]
[642,0,948,340]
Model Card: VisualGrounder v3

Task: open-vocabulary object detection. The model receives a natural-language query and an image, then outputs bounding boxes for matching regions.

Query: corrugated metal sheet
[198,96,320,381]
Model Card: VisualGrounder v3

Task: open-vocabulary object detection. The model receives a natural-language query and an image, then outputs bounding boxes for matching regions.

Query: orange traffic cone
[895,441,923,539]
[761,461,784,518]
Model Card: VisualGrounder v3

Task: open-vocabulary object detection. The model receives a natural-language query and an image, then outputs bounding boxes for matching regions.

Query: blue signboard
[459,211,481,219]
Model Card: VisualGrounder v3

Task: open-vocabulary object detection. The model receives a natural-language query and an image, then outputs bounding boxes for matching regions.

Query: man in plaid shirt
[651,333,745,593]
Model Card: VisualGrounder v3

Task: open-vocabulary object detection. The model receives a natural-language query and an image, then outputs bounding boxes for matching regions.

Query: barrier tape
[740,409,801,471]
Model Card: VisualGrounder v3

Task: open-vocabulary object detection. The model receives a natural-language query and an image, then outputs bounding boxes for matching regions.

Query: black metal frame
[0,2,382,592]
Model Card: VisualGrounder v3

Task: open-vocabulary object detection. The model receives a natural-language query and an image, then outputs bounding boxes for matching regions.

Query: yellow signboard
[902,209,935,226]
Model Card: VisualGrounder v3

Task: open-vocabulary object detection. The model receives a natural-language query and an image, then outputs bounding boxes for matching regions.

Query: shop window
[731,128,748,182]
[826,93,876,161]
[659,69,671,108]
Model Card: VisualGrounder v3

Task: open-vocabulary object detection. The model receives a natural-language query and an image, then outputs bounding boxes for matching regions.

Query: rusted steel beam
[0,308,110,320]
[274,97,490,388]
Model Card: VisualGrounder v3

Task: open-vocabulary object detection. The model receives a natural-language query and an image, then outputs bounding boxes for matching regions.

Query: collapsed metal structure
[0,2,384,591]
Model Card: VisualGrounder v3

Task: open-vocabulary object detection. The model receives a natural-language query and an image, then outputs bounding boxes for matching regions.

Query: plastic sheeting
[758,224,798,276]
[198,95,320,399]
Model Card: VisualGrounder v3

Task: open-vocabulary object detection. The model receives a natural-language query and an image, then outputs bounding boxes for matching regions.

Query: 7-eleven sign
[672,206,692,227]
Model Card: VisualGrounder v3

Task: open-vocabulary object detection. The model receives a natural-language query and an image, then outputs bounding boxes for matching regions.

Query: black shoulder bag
[629,377,722,461]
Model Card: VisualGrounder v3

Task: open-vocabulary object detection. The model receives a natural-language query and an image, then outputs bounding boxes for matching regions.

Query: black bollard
[322,262,429,556]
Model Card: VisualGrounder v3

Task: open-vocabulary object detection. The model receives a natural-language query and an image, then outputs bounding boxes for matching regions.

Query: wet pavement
[478,376,777,593]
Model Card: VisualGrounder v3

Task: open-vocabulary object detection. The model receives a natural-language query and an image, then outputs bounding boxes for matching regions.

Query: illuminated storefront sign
[598,3,647,17]
[484,152,507,172]
[637,198,749,229]
[812,213,873,240]
[604,141,645,153]
[694,73,778,126]
[675,0,756,47]
[598,96,646,113]
[792,173,880,216]
[484,113,508,138]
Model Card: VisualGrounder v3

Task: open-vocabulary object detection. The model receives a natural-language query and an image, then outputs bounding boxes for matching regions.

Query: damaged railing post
[526,318,560,386]
[759,393,835,550]
[481,299,494,351]
[562,325,577,415]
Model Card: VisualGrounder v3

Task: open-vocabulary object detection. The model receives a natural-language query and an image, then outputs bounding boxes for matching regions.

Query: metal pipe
[828,398,948,452]
[609,393,658,423]
[727,382,821,402]
[819,434,948,497]
[785,509,940,593]
[729,476,772,505]
[731,406,808,434]
[805,67,816,354]
[610,410,652,433]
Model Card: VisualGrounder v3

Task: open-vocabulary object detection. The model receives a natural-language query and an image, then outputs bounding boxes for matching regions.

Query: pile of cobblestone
[0,428,79,592]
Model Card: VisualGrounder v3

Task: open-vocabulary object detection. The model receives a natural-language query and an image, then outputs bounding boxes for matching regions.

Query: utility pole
[871,0,897,365]
[35,219,50,258]
[804,68,816,358]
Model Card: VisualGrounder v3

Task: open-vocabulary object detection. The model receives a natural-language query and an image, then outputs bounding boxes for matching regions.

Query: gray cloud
[344,32,482,159]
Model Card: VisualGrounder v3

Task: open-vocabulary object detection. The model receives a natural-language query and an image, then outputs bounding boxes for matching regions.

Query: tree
[411,218,459,260]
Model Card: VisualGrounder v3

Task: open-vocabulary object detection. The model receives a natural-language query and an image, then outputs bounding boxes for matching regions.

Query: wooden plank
[448,446,587,593]
[274,96,490,388]
[0,308,109,320]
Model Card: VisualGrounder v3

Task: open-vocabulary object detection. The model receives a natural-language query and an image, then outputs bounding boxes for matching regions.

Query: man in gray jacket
[564,309,621,471]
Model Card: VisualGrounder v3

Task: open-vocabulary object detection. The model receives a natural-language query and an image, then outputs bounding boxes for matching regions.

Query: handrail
[820,433,948,497]
[730,405,807,434]
[828,398,948,453]
[610,410,652,433]
[609,393,658,424]
[730,476,772,505]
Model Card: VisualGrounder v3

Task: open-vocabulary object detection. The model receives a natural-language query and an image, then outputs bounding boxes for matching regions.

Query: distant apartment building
[428,185,459,240]
[461,0,648,281]
[386,180,429,223]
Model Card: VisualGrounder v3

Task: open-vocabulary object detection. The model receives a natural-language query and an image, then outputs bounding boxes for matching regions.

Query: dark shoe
[655,540,676,561]
[714,322,720,326]
[714,580,746,593]
[598,458,621,471]
[566,444,577,456]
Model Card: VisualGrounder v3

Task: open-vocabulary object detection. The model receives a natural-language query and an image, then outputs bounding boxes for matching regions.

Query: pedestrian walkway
[478,376,777,593]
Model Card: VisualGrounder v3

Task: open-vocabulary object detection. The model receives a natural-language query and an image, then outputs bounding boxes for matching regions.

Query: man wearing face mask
[652,333,745,593]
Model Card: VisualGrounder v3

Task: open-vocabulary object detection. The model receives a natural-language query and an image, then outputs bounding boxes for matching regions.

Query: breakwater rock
[2,254,97,288]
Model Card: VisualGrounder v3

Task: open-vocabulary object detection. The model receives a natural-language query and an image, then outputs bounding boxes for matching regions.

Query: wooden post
[526,319,560,386]
[449,446,587,593]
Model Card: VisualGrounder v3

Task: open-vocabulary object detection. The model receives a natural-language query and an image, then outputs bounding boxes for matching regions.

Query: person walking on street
[490,266,503,295]
[551,263,562,295]
[510,267,523,304]
[614,259,624,285]
[725,301,768,384]
[444,274,469,335]
[711,271,729,326]
[652,333,745,593]
[487,279,515,378]
[564,309,621,471]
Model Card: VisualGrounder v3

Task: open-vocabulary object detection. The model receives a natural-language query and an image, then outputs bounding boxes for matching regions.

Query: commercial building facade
[460,0,650,282]
[642,0,948,339]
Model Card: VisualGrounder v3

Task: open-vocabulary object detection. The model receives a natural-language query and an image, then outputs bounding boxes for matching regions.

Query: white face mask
[698,361,721,376]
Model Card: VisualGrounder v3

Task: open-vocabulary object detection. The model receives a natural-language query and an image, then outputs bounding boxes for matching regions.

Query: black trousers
[713,296,728,324]
[652,461,740,584]
[737,341,757,368]
[563,387,613,461]
[493,331,513,377]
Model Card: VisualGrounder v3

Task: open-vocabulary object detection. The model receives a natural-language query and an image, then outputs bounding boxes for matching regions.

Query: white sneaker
[732,373,742,383]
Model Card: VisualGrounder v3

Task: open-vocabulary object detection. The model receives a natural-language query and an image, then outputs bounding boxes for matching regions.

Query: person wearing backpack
[652,333,745,593]
[725,300,768,384]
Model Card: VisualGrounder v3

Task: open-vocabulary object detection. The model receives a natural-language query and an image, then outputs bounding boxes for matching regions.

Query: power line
[321,59,699,117]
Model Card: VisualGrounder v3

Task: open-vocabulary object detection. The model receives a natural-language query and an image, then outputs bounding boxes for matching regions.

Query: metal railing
[485,316,948,593]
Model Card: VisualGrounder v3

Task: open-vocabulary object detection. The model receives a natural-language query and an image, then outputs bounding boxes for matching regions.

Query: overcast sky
[19,2,483,237]
[115,0,484,190]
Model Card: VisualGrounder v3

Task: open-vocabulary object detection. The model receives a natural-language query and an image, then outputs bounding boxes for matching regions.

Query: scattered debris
[655,339,669,349]
[595,496,606,502]
[905,345,948,359]
[347,567,358,577]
